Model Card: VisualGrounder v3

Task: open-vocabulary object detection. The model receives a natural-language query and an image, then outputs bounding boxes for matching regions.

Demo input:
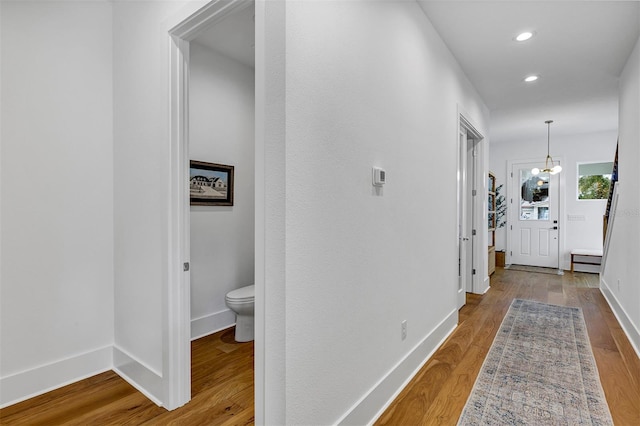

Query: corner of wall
[112,346,163,407]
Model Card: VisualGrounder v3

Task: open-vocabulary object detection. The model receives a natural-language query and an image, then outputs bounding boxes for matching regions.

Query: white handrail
[601,181,619,274]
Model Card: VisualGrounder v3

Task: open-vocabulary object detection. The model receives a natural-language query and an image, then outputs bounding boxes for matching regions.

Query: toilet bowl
[225,285,255,342]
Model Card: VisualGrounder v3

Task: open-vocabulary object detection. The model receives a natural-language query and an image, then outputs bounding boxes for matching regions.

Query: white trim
[456,126,469,308]
[113,346,163,407]
[254,0,287,423]
[601,181,618,273]
[0,346,112,409]
[458,108,488,295]
[165,29,191,411]
[164,0,255,411]
[191,309,236,340]
[168,0,251,42]
[600,279,640,358]
[336,309,458,426]
[479,276,491,294]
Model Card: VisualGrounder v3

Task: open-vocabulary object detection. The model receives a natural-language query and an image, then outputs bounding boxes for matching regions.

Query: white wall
[279,2,489,424]
[602,35,640,355]
[112,0,203,403]
[0,0,114,407]
[489,130,617,271]
[189,43,255,339]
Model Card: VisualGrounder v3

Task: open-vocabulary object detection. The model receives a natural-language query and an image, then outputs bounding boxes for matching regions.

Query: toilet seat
[226,285,254,302]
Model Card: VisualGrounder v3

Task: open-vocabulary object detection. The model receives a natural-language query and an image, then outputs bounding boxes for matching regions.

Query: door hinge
[472,229,476,236]
[472,269,477,275]
[510,172,513,178]
[472,189,477,196]
[510,225,513,230]
[183,262,190,272]
[510,251,512,256]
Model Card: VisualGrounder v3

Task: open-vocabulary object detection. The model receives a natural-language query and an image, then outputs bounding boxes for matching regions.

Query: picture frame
[189,160,234,206]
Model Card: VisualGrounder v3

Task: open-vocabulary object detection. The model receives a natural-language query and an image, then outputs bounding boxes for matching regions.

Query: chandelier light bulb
[531,168,540,176]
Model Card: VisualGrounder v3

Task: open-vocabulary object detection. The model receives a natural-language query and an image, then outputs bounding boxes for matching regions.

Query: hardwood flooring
[0,328,254,425]
[1,268,638,425]
[376,268,640,426]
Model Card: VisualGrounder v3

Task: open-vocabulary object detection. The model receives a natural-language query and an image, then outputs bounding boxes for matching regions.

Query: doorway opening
[457,113,485,308]
[166,0,257,412]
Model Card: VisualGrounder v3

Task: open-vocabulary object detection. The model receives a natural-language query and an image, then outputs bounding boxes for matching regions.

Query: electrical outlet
[401,320,407,340]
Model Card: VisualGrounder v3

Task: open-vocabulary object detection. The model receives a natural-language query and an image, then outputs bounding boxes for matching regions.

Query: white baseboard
[478,276,491,294]
[337,309,458,426]
[191,308,236,340]
[600,279,640,358]
[113,346,163,406]
[0,345,112,409]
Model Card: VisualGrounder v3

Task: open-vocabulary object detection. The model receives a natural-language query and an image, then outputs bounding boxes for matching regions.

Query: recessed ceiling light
[524,75,539,83]
[515,31,534,42]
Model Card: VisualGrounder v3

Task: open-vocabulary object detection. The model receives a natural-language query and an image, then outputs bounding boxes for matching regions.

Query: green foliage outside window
[578,175,611,199]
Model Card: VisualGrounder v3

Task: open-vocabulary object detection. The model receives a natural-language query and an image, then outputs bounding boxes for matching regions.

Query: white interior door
[510,161,559,268]
[457,127,474,308]
[457,128,468,308]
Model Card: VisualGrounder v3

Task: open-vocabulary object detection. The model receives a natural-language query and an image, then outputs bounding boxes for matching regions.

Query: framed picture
[190,160,234,206]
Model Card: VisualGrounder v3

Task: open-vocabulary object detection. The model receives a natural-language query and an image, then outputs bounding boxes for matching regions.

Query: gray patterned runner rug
[457,299,613,425]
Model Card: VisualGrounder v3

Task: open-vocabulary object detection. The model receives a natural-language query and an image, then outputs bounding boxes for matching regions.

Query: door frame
[458,111,488,296]
[165,0,255,411]
[456,126,470,308]
[506,158,566,272]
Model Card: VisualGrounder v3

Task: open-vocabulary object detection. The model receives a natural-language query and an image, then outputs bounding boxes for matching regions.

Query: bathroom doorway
[189,3,256,347]
[166,0,258,413]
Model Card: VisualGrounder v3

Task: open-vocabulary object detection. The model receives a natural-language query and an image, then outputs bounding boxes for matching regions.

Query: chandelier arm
[547,121,551,157]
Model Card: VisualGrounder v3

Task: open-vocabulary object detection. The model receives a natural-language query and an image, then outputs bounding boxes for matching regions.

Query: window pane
[578,162,613,200]
[520,169,549,221]
[578,162,613,176]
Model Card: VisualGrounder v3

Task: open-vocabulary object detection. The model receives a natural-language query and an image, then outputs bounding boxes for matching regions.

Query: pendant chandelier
[532,120,562,175]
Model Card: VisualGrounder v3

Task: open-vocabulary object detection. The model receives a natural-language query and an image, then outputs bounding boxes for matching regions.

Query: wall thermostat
[372,167,386,186]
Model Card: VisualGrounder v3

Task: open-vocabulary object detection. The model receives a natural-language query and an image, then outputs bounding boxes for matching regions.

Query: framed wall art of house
[189,160,234,206]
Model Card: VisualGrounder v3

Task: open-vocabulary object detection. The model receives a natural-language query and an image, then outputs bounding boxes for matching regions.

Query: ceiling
[418,1,640,144]
[193,3,255,68]
[192,1,639,145]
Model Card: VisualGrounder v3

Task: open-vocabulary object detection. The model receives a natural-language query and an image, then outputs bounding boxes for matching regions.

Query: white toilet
[225,285,255,342]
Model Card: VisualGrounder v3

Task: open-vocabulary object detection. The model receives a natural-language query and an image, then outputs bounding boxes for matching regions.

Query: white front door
[510,161,559,268]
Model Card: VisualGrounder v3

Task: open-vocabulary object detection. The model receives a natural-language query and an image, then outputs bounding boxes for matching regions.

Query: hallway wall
[111,0,203,404]
[0,0,114,407]
[275,2,490,423]
[602,34,640,355]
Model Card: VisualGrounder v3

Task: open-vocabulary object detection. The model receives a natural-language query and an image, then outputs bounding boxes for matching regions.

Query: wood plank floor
[0,328,254,425]
[1,268,638,425]
[376,268,640,426]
